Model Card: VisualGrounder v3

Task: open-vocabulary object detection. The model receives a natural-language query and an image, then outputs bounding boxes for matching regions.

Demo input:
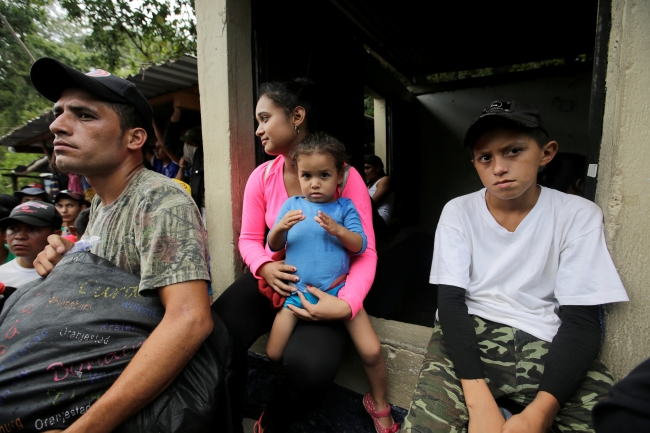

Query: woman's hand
[258,260,298,297]
[287,285,352,321]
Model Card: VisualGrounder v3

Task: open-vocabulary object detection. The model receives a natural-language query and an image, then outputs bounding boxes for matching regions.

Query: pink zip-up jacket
[239,155,377,319]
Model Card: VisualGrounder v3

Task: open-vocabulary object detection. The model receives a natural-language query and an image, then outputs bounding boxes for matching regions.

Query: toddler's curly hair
[290,132,347,172]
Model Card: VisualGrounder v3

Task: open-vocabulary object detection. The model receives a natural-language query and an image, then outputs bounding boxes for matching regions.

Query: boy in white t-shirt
[404,101,628,433]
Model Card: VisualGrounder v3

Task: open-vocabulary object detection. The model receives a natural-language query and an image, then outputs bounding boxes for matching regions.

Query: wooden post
[195,0,256,297]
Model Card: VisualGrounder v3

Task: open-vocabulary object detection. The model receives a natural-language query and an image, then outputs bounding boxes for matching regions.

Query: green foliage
[364,94,374,117]
[60,0,196,72]
[0,148,44,194]
[0,0,198,193]
[425,57,573,84]
[0,0,95,135]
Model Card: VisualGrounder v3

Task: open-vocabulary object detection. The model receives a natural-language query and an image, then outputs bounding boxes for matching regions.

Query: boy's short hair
[464,100,550,149]
[74,208,91,238]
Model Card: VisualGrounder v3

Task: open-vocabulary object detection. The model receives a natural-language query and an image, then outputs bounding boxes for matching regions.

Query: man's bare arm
[63,280,213,433]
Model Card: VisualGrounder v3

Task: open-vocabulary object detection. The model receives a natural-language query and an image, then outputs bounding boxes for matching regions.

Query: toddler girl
[266,132,399,433]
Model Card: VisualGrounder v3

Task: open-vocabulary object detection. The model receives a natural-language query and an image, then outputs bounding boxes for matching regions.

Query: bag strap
[339,164,351,194]
[263,157,277,185]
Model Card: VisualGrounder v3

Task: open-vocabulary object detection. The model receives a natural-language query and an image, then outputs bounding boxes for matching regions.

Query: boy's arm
[62,280,213,433]
[315,210,363,253]
[438,285,505,432]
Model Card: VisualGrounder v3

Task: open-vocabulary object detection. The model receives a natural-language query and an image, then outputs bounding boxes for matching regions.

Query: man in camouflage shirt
[31,58,213,433]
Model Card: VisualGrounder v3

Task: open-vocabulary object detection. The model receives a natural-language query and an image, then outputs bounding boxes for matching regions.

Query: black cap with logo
[29,57,153,135]
[0,201,62,230]
[463,100,548,147]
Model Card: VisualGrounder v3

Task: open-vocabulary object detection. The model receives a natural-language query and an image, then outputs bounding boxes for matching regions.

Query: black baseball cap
[463,100,548,147]
[0,194,19,213]
[13,185,51,203]
[30,57,153,135]
[0,201,62,230]
[55,190,85,205]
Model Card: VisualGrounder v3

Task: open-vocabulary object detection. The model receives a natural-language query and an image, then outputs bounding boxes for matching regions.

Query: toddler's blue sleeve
[342,199,367,255]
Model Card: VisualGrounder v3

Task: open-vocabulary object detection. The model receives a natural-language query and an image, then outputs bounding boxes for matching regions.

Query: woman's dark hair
[290,132,347,172]
[258,78,320,132]
[364,154,384,169]
[538,153,586,196]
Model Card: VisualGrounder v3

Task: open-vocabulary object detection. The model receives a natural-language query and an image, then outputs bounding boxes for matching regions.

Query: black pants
[212,272,347,432]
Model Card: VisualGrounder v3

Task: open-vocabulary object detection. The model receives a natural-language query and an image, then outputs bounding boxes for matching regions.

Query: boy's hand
[501,391,558,433]
[315,210,341,236]
[276,210,305,233]
[33,235,75,277]
[462,378,505,433]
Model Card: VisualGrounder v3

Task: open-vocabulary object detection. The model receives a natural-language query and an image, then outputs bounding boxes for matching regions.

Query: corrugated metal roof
[0,55,199,150]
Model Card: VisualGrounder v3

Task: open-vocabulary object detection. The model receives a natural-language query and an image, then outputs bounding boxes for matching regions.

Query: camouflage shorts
[404,316,614,433]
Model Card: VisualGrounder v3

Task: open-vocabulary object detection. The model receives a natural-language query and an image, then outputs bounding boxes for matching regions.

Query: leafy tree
[60,0,196,71]
[0,0,197,194]
[0,0,95,194]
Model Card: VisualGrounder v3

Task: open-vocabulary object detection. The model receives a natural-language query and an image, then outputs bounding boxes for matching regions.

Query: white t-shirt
[0,259,41,288]
[430,187,628,342]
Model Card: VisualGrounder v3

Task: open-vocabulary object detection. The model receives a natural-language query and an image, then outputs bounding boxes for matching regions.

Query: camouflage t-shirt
[84,168,210,293]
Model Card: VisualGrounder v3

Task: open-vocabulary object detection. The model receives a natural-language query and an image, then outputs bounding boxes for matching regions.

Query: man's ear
[539,140,559,167]
[125,127,148,151]
[292,106,306,129]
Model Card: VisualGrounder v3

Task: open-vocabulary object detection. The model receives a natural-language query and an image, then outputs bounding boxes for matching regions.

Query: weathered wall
[196,0,255,297]
[416,70,593,234]
[597,0,650,380]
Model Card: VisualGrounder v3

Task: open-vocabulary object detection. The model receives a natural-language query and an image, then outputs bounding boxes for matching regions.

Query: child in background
[55,190,87,241]
[266,132,399,433]
[0,194,19,264]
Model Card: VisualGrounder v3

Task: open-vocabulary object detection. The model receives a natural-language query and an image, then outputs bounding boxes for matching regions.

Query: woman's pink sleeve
[238,163,273,278]
[338,167,377,319]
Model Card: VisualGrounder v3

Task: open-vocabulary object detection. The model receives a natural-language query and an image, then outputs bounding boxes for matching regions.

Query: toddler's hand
[277,210,305,232]
[315,211,341,236]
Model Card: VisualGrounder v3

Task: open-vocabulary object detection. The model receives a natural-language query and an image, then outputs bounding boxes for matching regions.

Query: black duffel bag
[0,252,232,433]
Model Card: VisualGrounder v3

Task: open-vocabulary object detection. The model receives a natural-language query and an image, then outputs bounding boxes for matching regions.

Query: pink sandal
[253,411,264,433]
[363,392,400,433]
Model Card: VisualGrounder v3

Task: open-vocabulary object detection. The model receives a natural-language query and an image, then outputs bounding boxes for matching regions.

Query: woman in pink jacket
[213,79,386,432]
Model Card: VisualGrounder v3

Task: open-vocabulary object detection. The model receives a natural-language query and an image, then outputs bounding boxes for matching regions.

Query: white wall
[596,0,650,380]
[415,70,592,233]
